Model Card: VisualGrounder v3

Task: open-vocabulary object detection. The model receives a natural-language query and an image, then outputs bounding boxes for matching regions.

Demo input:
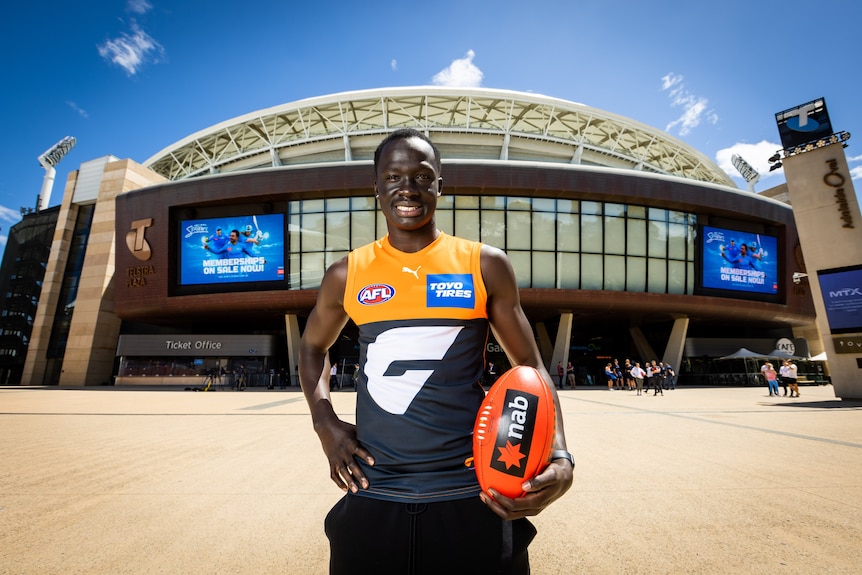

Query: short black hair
[373,128,442,174]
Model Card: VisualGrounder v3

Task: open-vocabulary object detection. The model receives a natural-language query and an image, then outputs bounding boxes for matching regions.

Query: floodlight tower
[36,136,76,211]
[731,154,760,193]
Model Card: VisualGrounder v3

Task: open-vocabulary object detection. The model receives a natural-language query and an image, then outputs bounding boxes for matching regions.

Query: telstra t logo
[784,102,820,133]
[126,218,153,261]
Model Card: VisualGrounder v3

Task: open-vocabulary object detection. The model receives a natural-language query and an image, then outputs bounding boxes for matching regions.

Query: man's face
[229,231,239,243]
[373,137,442,233]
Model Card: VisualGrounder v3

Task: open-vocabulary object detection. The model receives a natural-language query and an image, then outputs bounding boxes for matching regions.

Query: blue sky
[1,0,860,252]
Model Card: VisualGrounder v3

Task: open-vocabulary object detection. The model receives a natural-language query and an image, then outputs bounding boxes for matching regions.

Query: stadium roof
[145,86,735,187]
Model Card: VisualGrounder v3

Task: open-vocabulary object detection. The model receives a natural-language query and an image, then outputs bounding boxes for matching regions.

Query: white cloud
[98,21,165,76]
[0,204,21,223]
[661,73,717,136]
[127,0,152,14]
[850,165,862,181]
[390,59,398,71]
[66,101,89,119]
[432,50,483,88]
[715,140,784,183]
[847,154,862,163]
[0,204,22,247]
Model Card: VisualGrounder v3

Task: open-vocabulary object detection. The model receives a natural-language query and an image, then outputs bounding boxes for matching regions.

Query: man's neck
[386,226,440,254]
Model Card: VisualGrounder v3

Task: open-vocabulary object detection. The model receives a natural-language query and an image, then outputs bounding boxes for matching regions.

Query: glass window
[605,203,625,217]
[668,222,687,260]
[627,219,646,256]
[300,252,325,289]
[508,251,531,288]
[455,209,480,241]
[480,210,505,248]
[302,213,325,252]
[455,196,480,209]
[648,221,667,258]
[532,252,556,288]
[558,253,579,289]
[436,210,453,236]
[351,196,376,211]
[289,213,302,253]
[581,214,602,253]
[288,253,300,289]
[557,213,579,252]
[668,210,687,224]
[284,194,697,293]
[481,196,506,210]
[557,199,579,214]
[627,205,646,219]
[351,211,377,248]
[604,255,626,291]
[668,260,686,294]
[326,250,348,270]
[303,199,325,213]
[581,201,601,215]
[533,212,557,251]
[604,216,625,255]
[533,198,556,212]
[626,257,646,292]
[649,207,667,221]
[581,254,603,290]
[326,211,350,252]
[438,195,455,211]
[326,198,350,212]
[508,212,532,250]
[647,258,667,293]
[507,197,531,211]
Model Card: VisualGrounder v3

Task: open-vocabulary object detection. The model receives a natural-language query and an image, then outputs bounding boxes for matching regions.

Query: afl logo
[358,284,395,306]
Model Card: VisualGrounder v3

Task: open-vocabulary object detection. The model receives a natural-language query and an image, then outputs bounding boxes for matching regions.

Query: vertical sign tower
[773,98,862,398]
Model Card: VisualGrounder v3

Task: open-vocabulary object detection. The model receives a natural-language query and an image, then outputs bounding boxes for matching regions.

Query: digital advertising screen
[701,225,779,295]
[817,265,862,334]
[775,98,833,149]
[178,213,284,286]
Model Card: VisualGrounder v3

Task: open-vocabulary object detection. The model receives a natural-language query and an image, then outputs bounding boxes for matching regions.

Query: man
[630,362,646,396]
[299,129,573,574]
[783,359,800,397]
[203,226,229,251]
[205,229,256,259]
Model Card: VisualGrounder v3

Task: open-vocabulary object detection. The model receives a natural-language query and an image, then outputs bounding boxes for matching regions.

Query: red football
[473,365,556,499]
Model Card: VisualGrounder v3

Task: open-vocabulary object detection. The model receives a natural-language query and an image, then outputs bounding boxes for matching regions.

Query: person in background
[764,362,780,397]
[605,363,616,391]
[630,362,646,396]
[783,359,800,397]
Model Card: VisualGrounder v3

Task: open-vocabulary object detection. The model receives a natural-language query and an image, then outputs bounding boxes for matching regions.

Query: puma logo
[401,265,421,279]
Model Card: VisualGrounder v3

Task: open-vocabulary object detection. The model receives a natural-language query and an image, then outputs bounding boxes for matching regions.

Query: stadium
[15,86,820,387]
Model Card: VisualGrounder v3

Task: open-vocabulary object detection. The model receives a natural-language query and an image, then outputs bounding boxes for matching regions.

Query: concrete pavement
[1,384,861,574]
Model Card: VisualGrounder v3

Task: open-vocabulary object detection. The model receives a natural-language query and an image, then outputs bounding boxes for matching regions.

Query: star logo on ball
[496,440,526,469]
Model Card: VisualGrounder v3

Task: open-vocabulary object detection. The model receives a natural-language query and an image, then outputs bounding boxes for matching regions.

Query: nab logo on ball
[357,283,395,306]
[491,390,538,478]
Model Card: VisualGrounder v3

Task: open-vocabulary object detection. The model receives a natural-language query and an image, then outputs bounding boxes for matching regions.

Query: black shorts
[324,493,536,575]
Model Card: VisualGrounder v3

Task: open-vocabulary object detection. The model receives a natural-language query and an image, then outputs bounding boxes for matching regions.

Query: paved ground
[1,383,861,574]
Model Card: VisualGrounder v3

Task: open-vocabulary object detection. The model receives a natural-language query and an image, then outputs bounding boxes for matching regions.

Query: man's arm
[479,245,573,519]
[299,257,374,493]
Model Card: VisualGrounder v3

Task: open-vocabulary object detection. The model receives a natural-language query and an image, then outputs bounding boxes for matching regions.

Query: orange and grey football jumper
[343,232,489,503]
